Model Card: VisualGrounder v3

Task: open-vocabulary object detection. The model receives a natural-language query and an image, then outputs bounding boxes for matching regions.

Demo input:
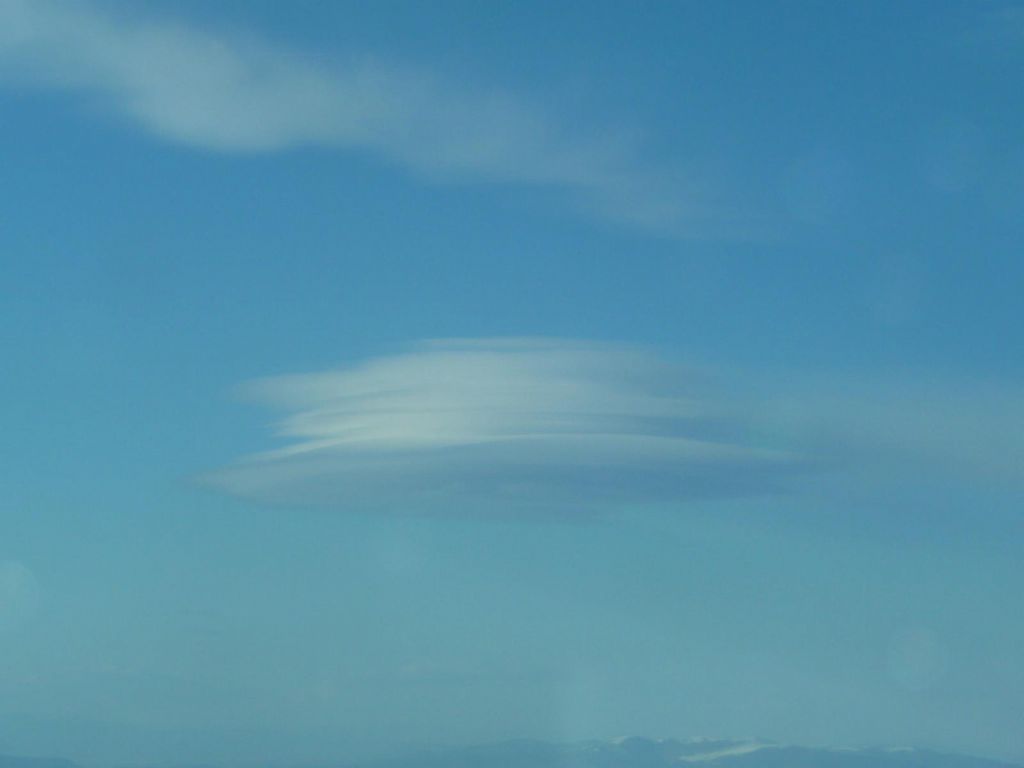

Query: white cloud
[206,339,808,514]
[207,340,1024,516]
[0,0,705,235]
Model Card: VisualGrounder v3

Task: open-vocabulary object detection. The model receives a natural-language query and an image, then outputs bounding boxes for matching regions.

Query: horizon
[4,736,1024,768]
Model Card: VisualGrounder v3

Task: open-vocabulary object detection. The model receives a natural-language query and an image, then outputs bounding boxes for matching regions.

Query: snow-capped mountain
[368,738,1022,768]
[1,739,1020,768]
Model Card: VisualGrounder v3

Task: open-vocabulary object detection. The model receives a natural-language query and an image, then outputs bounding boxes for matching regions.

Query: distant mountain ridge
[368,738,1023,768]
[2,738,1021,768]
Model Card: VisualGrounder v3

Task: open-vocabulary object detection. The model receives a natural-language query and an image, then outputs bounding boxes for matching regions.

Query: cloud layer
[207,339,1024,517]
[207,339,807,514]
[0,0,701,234]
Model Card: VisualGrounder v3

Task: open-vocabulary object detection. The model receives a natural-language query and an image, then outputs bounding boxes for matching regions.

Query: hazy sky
[2,1,1024,765]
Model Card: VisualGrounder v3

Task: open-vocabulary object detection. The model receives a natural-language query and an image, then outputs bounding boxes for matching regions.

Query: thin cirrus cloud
[0,0,706,235]
[206,339,810,515]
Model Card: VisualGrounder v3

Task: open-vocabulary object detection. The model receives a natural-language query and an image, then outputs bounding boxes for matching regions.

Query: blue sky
[1,1,1023,765]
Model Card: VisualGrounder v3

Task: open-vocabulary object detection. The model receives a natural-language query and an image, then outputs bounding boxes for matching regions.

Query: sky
[1,0,1024,765]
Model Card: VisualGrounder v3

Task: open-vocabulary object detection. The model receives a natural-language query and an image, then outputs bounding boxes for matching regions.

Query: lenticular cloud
[207,339,805,514]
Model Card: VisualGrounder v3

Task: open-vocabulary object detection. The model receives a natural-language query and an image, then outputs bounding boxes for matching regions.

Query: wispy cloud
[0,0,708,235]
[755,374,1024,491]
[972,6,1024,48]
[206,339,808,514]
